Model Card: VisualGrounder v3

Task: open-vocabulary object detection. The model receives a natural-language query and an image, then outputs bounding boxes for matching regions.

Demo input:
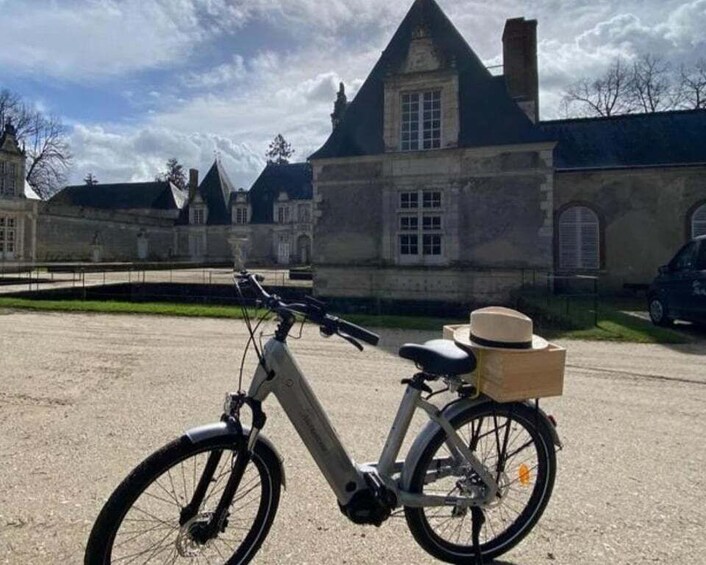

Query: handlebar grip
[337,319,380,347]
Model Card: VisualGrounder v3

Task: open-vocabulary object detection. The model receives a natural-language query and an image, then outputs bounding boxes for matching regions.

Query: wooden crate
[443,325,566,402]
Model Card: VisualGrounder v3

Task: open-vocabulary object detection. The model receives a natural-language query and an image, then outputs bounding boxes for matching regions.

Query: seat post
[377,380,423,477]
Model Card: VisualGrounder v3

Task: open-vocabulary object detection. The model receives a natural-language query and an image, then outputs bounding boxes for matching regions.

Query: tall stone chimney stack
[502,18,539,123]
[188,168,199,199]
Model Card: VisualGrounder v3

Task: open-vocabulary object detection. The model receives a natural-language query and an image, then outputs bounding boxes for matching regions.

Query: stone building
[175,160,313,266]
[310,0,555,302]
[542,110,706,291]
[38,179,185,262]
[310,0,706,302]
[33,157,313,266]
[0,121,37,264]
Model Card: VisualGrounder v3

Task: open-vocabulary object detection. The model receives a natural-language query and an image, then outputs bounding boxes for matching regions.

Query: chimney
[188,168,199,199]
[502,18,539,123]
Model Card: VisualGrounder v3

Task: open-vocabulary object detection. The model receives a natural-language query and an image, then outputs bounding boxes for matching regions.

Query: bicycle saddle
[399,339,476,376]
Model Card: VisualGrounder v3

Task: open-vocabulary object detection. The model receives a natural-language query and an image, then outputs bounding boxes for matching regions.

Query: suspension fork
[181,400,267,540]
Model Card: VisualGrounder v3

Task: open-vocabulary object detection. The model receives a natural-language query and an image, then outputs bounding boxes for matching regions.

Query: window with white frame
[398,190,443,258]
[276,205,290,224]
[298,203,310,223]
[0,162,17,196]
[234,207,248,225]
[558,206,600,270]
[401,90,441,151]
[192,207,205,225]
[0,216,16,256]
[691,203,706,238]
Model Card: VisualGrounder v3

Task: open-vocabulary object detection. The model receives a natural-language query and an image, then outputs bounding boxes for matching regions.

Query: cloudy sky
[2,0,704,190]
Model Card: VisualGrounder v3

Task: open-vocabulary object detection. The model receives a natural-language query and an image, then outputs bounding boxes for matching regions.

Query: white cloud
[69,124,263,189]
[0,0,245,80]
[29,0,706,188]
[183,55,247,88]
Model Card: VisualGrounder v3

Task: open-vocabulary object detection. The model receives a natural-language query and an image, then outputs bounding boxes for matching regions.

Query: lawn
[517,295,688,344]
[0,297,460,333]
[0,295,690,343]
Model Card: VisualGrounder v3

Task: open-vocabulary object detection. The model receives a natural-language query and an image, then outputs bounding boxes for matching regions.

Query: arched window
[558,205,600,270]
[691,203,706,238]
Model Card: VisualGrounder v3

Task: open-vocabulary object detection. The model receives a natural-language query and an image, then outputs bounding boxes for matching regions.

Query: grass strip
[0,295,690,343]
[518,295,688,344]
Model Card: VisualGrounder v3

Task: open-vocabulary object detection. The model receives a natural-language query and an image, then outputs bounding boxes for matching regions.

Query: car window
[670,241,698,272]
[696,241,706,270]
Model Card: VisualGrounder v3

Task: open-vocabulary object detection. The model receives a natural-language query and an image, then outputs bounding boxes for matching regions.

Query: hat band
[470,333,533,350]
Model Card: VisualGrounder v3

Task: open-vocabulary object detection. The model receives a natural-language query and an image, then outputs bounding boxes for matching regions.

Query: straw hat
[453,306,548,353]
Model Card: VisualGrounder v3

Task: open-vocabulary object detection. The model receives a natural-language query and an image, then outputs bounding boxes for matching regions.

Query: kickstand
[471,506,486,565]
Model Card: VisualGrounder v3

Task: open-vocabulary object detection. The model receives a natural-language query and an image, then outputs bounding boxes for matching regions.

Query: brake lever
[338,331,364,352]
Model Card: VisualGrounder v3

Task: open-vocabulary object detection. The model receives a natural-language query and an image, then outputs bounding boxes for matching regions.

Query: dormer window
[276,205,290,224]
[0,162,17,196]
[401,90,441,151]
[298,203,310,223]
[191,207,206,225]
[234,206,248,224]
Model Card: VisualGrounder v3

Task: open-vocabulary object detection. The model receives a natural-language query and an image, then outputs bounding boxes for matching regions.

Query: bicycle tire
[404,402,556,563]
[85,435,281,564]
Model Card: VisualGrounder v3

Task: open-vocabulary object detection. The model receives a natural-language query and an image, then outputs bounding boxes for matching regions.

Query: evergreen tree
[156,157,187,189]
[266,134,295,165]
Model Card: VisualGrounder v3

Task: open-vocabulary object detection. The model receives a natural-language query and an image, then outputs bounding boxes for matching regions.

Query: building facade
[0,121,37,265]
[310,0,706,302]
[310,1,555,302]
[30,158,313,266]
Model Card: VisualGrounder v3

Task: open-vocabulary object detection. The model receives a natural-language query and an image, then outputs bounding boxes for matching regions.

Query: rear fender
[185,421,286,489]
[400,397,561,492]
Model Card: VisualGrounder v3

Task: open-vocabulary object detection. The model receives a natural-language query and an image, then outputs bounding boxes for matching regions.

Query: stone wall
[554,165,706,290]
[314,265,536,304]
[37,204,175,262]
[312,143,554,302]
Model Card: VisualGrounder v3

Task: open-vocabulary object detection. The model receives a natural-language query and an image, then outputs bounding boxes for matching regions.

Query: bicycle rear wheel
[404,402,556,563]
[85,435,281,564]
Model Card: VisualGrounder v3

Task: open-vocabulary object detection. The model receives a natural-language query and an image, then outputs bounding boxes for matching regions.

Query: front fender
[185,421,286,489]
[400,397,561,492]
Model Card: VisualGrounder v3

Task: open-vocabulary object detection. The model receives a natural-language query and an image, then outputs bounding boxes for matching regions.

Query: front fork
[180,396,266,542]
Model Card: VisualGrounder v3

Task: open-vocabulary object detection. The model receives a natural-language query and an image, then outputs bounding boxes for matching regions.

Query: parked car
[648,235,706,326]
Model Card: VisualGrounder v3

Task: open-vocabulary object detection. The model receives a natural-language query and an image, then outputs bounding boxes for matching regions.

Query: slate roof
[541,109,706,170]
[310,0,545,160]
[49,181,186,210]
[177,159,236,225]
[198,160,236,224]
[247,162,313,224]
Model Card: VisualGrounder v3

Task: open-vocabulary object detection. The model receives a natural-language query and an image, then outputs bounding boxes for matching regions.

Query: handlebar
[235,271,380,348]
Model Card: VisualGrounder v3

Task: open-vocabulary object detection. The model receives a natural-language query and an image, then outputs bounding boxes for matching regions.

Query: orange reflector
[518,464,531,486]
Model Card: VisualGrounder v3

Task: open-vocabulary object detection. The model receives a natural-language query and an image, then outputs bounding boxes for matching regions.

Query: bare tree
[266,134,295,165]
[0,89,32,138]
[628,54,676,112]
[561,58,636,117]
[24,113,72,199]
[155,157,187,189]
[679,59,706,109]
[0,88,72,199]
[84,173,99,186]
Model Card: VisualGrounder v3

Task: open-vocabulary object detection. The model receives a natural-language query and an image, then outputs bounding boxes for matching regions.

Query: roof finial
[331,81,348,131]
[3,117,16,136]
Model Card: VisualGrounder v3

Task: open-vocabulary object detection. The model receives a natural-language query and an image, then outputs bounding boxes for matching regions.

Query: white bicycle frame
[247,337,499,508]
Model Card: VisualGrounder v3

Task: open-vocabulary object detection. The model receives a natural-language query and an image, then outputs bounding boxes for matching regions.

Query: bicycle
[85,271,562,564]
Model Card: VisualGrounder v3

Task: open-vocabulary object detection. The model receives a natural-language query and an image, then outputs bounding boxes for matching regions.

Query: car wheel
[649,296,673,327]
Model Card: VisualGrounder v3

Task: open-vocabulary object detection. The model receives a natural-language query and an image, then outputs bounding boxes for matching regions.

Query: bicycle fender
[400,397,561,492]
[184,421,286,489]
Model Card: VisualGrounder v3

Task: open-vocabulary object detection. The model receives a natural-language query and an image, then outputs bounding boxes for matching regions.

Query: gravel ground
[1,310,705,564]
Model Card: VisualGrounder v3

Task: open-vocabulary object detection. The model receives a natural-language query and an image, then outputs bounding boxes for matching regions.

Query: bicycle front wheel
[85,435,282,564]
[404,402,557,563]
